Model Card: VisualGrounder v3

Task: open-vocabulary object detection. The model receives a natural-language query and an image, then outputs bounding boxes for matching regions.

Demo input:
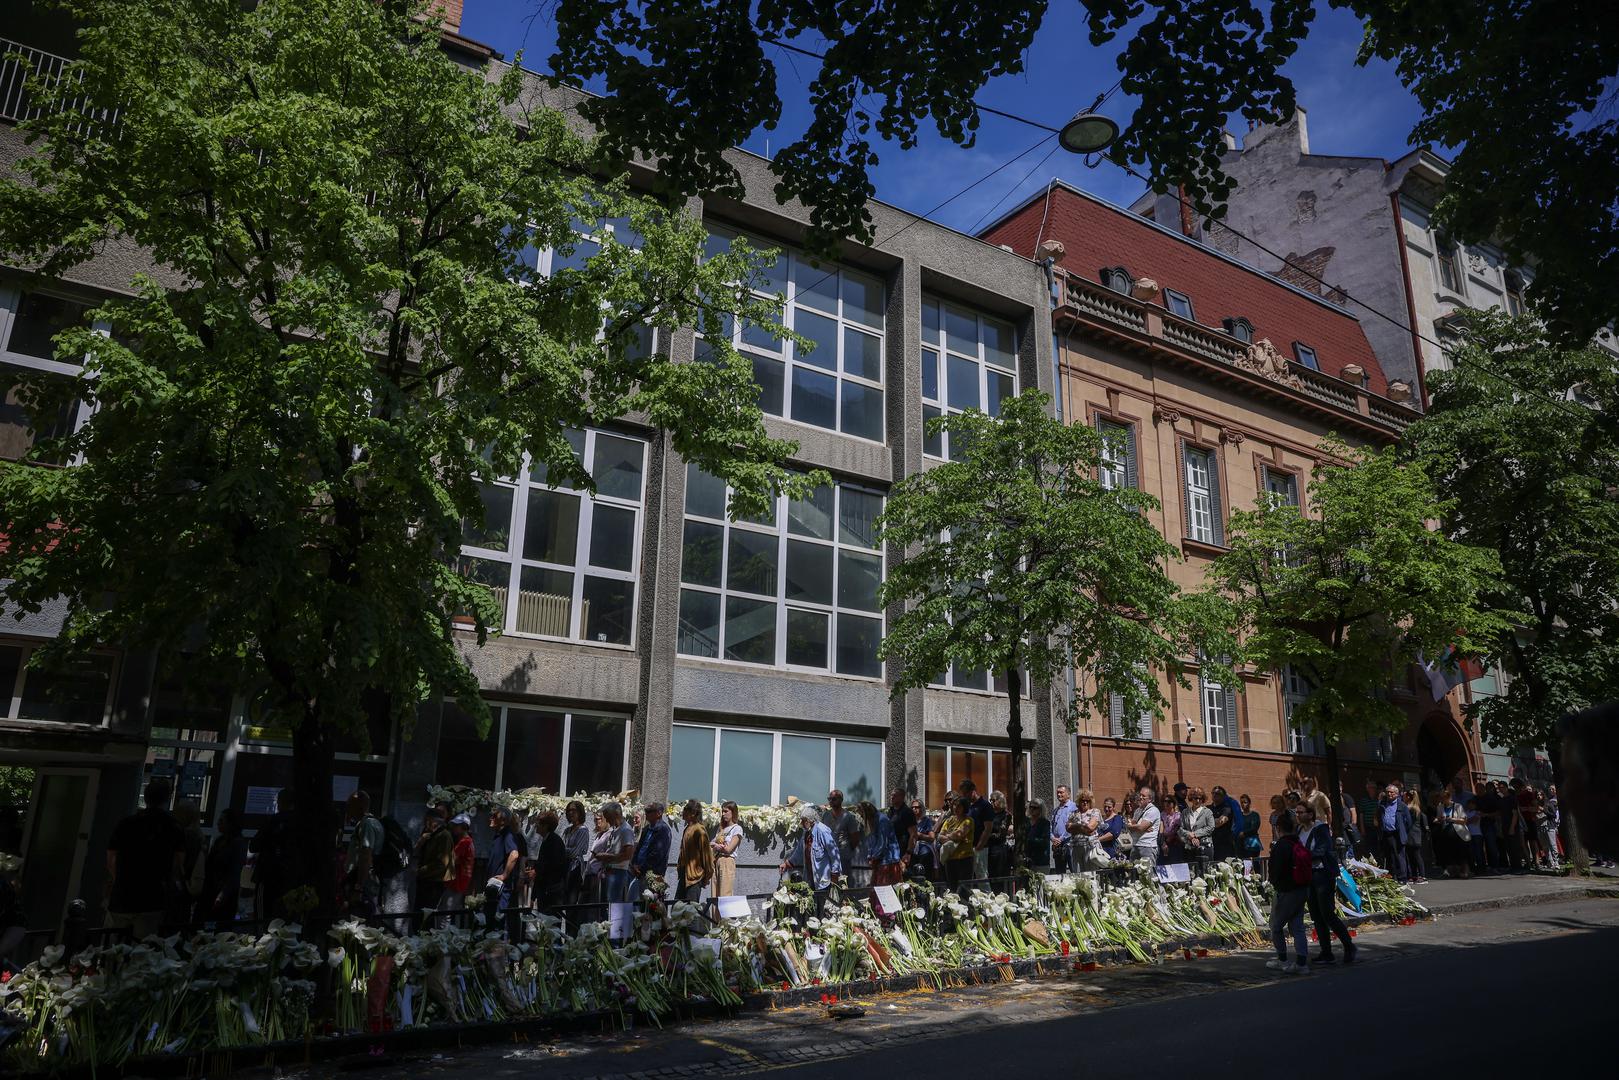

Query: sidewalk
[1405,866,1619,915]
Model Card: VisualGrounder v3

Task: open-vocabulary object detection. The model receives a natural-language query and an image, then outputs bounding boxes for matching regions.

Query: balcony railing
[1061,272,1415,432]
[0,37,116,134]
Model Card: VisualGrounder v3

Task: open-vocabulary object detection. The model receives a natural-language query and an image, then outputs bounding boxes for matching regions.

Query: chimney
[424,0,463,32]
[1150,187,1202,243]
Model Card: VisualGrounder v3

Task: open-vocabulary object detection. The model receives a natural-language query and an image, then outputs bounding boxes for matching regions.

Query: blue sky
[461,2,1426,236]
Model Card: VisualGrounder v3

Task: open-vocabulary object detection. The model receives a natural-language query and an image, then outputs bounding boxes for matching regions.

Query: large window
[1435,236,1461,293]
[0,641,114,725]
[457,427,646,646]
[1262,466,1299,509]
[1199,667,1238,747]
[921,297,1017,460]
[1,286,89,465]
[1182,444,1223,545]
[703,228,885,441]
[1107,668,1154,738]
[1504,271,1526,317]
[1282,666,1323,756]
[669,722,884,806]
[433,701,628,795]
[678,465,884,677]
[923,743,1031,811]
[1097,417,1136,491]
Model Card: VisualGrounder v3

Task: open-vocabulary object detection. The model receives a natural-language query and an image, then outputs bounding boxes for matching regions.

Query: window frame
[1094,413,1138,492]
[1222,317,1255,344]
[1260,464,1300,510]
[1181,441,1224,546]
[669,721,885,805]
[1281,665,1323,756]
[676,466,886,679]
[1504,271,1526,317]
[1163,289,1195,320]
[457,426,648,649]
[433,700,631,794]
[1291,342,1319,370]
[1197,667,1239,748]
[924,740,1032,809]
[0,638,118,728]
[1434,236,1462,294]
[1100,267,1134,295]
[0,282,99,467]
[920,296,1019,462]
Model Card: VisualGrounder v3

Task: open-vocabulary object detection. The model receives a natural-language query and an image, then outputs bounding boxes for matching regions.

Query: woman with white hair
[598,801,636,903]
[780,803,843,915]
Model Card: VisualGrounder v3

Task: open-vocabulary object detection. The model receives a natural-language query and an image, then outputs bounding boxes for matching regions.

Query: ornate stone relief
[1237,338,1304,389]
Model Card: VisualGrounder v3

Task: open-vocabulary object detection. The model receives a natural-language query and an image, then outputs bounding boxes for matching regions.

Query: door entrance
[20,768,97,935]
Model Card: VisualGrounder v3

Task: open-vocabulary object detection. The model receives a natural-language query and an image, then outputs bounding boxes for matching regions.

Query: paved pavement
[1403,864,1618,914]
[263,878,1619,1080]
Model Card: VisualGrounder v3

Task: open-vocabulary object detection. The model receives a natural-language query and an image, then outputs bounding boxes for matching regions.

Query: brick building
[981,181,1483,807]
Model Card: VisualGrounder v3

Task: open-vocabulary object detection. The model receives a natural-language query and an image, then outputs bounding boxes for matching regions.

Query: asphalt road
[281,895,1619,1080]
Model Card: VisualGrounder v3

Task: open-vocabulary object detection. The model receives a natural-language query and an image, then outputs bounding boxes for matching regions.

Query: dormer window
[1100,267,1133,295]
[1223,317,1254,344]
[1292,342,1319,370]
[1164,289,1195,320]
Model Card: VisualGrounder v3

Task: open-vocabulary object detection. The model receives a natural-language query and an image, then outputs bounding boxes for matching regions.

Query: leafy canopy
[1204,439,1507,743]
[877,392,1235,735]
[0,0,799,741]
[549,0,1618,340]
[1406,310,1619,752]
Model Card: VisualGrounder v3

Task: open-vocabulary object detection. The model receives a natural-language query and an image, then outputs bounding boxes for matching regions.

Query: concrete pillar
[884,255,926,798]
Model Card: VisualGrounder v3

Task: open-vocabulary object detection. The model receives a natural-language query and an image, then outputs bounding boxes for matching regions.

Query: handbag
[1115,833,1134,854]
[939,839,960,863]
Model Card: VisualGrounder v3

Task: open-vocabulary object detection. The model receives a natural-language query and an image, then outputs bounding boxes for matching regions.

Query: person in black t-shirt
[885,787,917,873]
[106,778,184,939]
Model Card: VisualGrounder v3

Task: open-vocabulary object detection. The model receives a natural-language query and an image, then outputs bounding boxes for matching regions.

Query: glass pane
[551,237,600,273]
[835,613,882,678]
[567,714,627,795]
[982,318,1015,368]
[792,308,839,370]
[951,748,986,795]
[750,353,785,415]
[794,261,839,314]
[839,380,883,441]
[726,529,778,595]
[947,354,981,412]
[617,322,655,362]
[588,503,636,571]
[592,434,644,502]
[742,307,784,353]
[434,702,500,789]
[989,750,1009,799]
[456,555,511,625]
[785,608,829,668]
[149,678,231,742]
[6,292,86,360]
[724,596,777,664]
[528,428,585,485]
[947,421,974,463]
[838,488,882,549]
[789,366,837,429]
[787,481,834,539]
[842,326,882,382]
[952,663,988,691]
[987,371,1015,417]
[922,404,943,457]
[780,734,832,803]
[754,245,788,296]
[522,489,580,564]
[581,576,634,645]
[921,347,939,402]
[685,464,728,519]
[0,364,80,465]
[842,271,883,329]
[669,726,717,803]
[837,550,882,611]
[922,300,941,346]
[515,566,574,636]
[501,708,564,792]
[464,483,514,551]
[0,645,22,716]
[677,589,721,657]
[945,306,978,355]
[836,740,882,805]
[926,745,947,811]
[16,653,111,723]
[717,729,774,805]
[680,520,725,587]
[785,539,834,605]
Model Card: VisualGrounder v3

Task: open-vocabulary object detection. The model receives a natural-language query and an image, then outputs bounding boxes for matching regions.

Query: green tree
[877,392,1235,868]
[1204,439,1508,837]
[0,0,799,910]
[1406,311,1619,763]
[549,0,1618,339]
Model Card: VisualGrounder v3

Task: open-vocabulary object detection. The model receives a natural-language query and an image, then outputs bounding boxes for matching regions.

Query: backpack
[376,815,412,878]
[1289,838,1313,887]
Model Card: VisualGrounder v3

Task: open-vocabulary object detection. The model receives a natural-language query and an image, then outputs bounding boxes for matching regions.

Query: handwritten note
[609,902,636,939]
[716,895,752,920]
[872,884,900,915]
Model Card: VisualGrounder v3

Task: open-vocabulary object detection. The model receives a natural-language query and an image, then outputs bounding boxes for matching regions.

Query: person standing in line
[443,813,476,910]
[1339,783,1361,859]
[1068,790,1103,870]
[413,807,453,912]
[1238,793,1262,858]
[1158,796,1183,865]
[1300,777,1333,829]
[910,798,938,881]
[1268,794,1287,842]
[483,805,527,915]
[1464,797,1487,873]
[1127,788,1162,871]
[104,780,183,939]
[561,800,591,905]
[599,802,638,902]
[1265,809,1312,975]
[1403,789,1429,883]
[986,791,1014,885]
[1377,783,1412,882]
[199,808,247,925]
[1298,805,1355,965]
[1534,791,1559,869]
[1475,780,1505,869]
[782,804,842,914]
[249,788,298,922]
[885,788,917,874]
[1025,800,1051,870]
[1050,785,1077,873]
[1096,796,1125,862]
[1178,787,1215,861]
[955,780,993,881]
[342,790,386,916]
[1209,785,1241,861]
[1545,784,1566,864]
[822,789,865,888]
[858,800,903,886]
[674,799,714,903]
[1434,787,1471,879]
[710,801,744,896]
[530,811,569,912]
[171,801,206,928]
[629,801,673,898]
[935,796,976,898]
[1357,781,1382,859]
[1172,782,1189,814]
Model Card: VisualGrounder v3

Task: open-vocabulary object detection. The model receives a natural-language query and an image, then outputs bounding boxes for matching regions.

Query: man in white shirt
[1127,787,1161,871]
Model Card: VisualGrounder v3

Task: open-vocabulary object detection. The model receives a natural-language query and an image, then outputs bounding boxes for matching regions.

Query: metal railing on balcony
[0,37,116,134]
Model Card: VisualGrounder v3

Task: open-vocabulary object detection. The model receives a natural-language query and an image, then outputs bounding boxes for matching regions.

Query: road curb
[1422,885,1619,918]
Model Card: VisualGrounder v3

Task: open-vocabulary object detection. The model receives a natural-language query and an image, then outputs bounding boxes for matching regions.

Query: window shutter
[1123,423,1138,489]
[1207,449,1225,545]
[1180,442,1193,541]
[1108,692,1125,737]
[1223,683,1240,747]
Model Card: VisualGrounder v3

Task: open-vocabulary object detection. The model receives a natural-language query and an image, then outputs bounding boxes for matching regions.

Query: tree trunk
[1005,665,1025,878]
[291,711,338,915]
[1325,740,1347,845]
[1547,739,1587,874]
